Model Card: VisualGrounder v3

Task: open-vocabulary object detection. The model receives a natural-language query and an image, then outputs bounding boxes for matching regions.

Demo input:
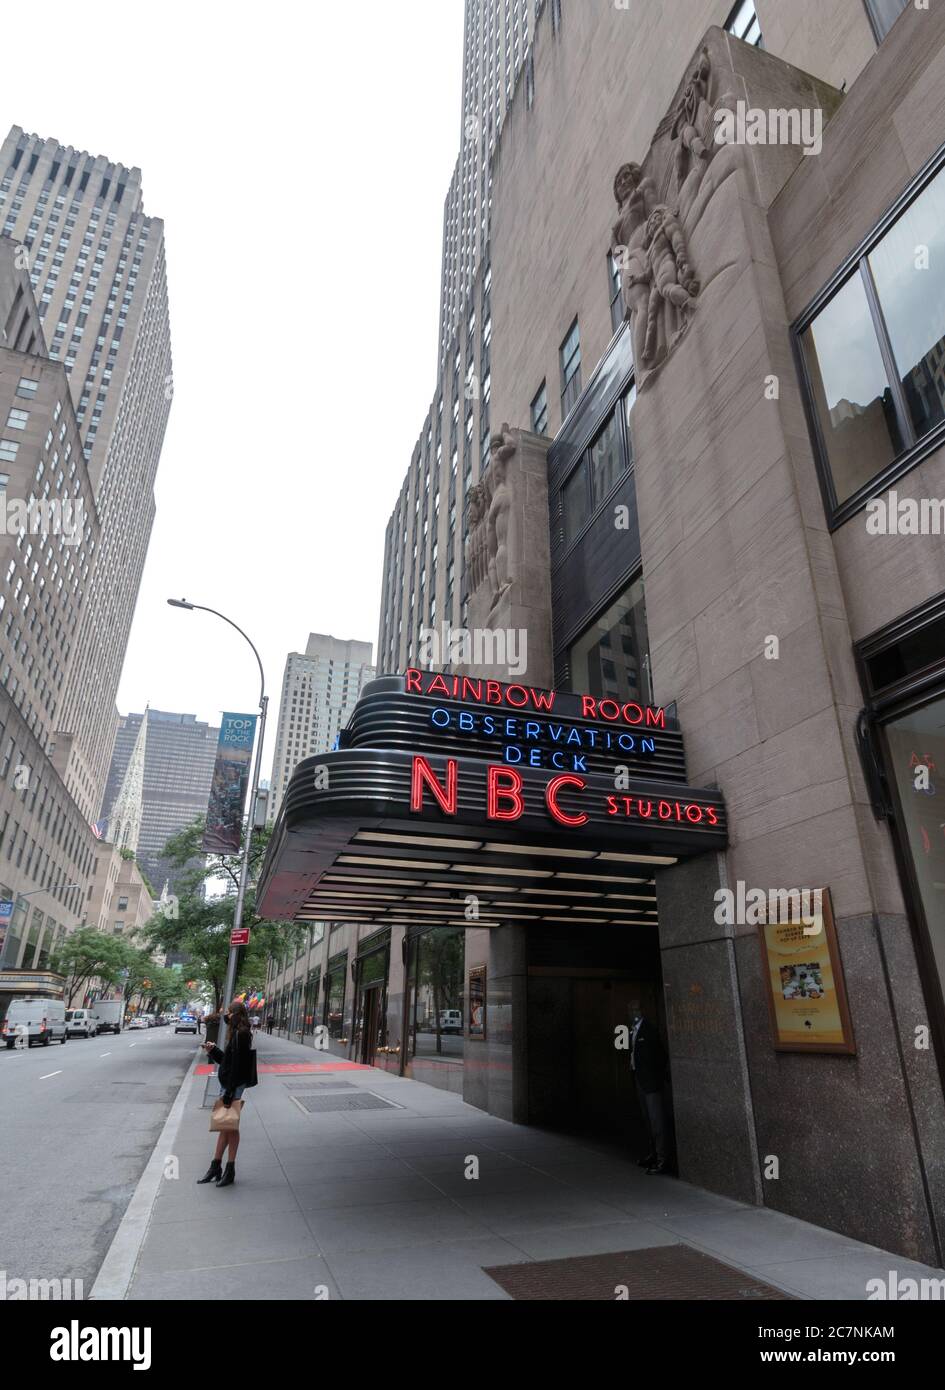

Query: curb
[88,1050,201,1301]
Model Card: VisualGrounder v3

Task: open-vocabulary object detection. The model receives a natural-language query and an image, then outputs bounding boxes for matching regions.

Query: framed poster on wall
[468,963,486,1041]
[757,887,856,1054]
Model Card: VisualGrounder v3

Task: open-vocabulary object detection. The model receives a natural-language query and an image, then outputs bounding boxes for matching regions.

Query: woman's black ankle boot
[197,1158,223,1185]
[216,1162,236,1188]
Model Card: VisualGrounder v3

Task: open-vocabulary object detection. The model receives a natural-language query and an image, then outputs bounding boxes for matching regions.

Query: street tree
[143,816,305,1009]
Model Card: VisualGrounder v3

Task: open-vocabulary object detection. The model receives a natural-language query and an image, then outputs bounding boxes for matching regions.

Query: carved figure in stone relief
[486,425,516,612]
[465,482,489,595]
[611,162,658,339]
[670,48,712,187]
[641,203,700,360]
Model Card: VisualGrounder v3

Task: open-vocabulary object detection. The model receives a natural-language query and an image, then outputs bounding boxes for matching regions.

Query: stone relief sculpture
[670,47,712,184]
[463,424,518,616]
[610,44,739,386]
[485,424,516,615]
[464,481,490,596]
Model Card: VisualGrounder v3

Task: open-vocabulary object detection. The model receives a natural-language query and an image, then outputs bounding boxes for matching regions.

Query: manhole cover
[283,1080,356,1092]
[482,1246,795,1301]
[293,1093,401,1112]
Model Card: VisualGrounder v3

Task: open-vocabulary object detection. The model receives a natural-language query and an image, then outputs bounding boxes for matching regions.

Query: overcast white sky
[4,0,464,781]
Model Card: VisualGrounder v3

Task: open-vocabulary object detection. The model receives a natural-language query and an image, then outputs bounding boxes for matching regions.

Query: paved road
[0,1025,197,1293]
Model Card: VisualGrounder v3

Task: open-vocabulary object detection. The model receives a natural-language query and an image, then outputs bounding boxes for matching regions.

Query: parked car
[92,1000,124,1035]
[65,1008,96,1038]
[174,1015,198,1035]
[2,998,67,1048]
[126,1017,149,1031]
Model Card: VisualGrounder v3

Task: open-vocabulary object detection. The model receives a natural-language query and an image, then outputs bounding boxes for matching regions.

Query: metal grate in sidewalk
[292,1092,402,1113]
[482,1245,795,1301]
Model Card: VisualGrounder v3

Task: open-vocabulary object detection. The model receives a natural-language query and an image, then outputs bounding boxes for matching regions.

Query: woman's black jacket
[209,1027,253,1098]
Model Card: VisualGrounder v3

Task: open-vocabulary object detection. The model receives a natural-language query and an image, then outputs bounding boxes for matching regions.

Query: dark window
[863,0,909,42]
[531,382,548,436]
[560,318,582,417]
[562,462,590,542]
[797,156,945,521]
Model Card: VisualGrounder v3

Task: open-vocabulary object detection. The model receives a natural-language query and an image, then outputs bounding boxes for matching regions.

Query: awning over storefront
[257,672,727,928]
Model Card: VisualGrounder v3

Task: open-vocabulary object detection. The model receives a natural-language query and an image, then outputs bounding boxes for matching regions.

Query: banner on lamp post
[202,712,258,854]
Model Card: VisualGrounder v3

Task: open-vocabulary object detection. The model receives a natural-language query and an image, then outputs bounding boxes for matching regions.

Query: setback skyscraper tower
[0,126,173,822]
[101,710,220,898]
[438,0,539,364]
[269,635,375,823]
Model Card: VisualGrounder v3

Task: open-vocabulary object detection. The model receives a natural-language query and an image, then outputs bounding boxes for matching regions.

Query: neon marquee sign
[410,756,721,831]
[429,706,657,773]
[405,668,666,730]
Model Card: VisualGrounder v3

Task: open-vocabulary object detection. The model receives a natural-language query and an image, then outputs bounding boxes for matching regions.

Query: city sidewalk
[118,1032,943,1300]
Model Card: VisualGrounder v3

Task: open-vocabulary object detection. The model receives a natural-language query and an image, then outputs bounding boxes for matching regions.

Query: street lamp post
[167,599,268,1051]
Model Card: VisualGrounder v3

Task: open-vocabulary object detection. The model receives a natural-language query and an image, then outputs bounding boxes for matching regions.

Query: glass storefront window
[325,954,347,1040]
[886,699,945,1008]
[801,271,903,503]
[868,173,945,440]
[569,576,650,704]
[406,926,465,1068]
[302,969,320,1038]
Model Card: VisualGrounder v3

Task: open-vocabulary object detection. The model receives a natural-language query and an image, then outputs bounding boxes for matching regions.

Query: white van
[65,1007,96,1038]
[2,997,67,1048]
[92,1000,124,1035]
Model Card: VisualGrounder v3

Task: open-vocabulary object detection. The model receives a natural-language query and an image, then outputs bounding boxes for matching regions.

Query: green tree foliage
[143,816,304,1010]
[50,927,130,1007]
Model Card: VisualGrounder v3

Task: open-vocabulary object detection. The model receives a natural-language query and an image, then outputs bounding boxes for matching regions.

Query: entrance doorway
[357,984,385,1066]
[525,923,671,1155]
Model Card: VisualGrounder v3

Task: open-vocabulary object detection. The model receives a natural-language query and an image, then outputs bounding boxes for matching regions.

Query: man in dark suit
[629,999,670,1175]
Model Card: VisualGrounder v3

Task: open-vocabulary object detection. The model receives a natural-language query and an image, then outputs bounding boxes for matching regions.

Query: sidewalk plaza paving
[118,1033,944,1301]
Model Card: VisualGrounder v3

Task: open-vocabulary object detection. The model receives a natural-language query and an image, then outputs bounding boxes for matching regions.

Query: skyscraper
[438,0,538,364]
[269,635,374,823]
[379,3,547,681]
[101,710,219,897]
[0,237,102,965]
[0,127,173,821]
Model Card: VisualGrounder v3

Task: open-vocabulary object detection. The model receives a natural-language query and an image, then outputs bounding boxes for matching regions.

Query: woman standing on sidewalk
[197,1000,254,1188]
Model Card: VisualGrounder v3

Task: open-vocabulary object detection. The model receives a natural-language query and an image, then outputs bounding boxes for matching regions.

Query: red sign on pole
[230,927,250,946]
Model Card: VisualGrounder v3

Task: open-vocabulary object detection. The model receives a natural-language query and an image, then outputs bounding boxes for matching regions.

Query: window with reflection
[801,272,904,502]
[569,577,650,704]
[885,699,945,1010]
[589,412,621,508]
[559,392,634,544]
[868,172,945,439]
[799,160,945,514]
[406,926,465,1070]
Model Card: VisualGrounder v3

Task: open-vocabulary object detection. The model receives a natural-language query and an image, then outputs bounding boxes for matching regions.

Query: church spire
[107,708,148,852]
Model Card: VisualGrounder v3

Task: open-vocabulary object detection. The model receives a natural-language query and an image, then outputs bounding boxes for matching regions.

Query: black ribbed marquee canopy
[256,671,727,930]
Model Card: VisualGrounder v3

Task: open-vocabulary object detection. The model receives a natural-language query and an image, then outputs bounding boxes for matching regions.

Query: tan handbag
[209,1098,243,1133]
